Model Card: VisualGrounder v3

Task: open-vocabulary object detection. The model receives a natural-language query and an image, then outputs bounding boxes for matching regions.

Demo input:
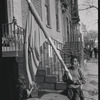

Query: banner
[25,9,46,86]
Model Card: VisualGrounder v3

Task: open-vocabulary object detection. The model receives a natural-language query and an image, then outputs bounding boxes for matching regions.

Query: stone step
[36,67,66,90]
[36,68,50,76]
[37,81,66,90]
[36,75,58,83]
[56,82,67,90]
[37,82,56,90]
[45,75,58,83]
[36,73,66,90]
[36,76,45,83]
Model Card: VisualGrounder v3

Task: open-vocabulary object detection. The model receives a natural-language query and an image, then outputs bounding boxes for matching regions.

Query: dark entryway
[1,57,18,100]
[0,0,8,24]
[0,0,8,57]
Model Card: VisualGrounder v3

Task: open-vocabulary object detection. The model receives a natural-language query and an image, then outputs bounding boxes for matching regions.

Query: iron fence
[2,17,25,57]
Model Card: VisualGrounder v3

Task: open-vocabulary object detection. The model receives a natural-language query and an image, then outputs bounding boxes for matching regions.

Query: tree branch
[79,5,98,11]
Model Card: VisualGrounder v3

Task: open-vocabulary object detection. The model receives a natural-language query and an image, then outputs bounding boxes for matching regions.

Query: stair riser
[56,82,67,90]
[36,68,50,76]
[45,76,58,83]
[38,83,56,90]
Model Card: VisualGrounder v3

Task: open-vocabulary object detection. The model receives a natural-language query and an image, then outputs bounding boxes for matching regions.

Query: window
[55,0,60,31]
[45,0,51,26]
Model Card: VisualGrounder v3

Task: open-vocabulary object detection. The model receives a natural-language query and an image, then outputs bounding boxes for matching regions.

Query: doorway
[1,57,18,100]
[0,0,8,57]
[0,0,8,24]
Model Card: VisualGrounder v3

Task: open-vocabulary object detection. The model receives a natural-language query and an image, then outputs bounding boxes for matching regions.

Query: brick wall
[61,41,84,65]
[13,0,22,26]
[21,0,42,28]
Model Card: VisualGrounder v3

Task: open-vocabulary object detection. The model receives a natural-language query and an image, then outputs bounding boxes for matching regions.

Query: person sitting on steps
[61,55,86,100]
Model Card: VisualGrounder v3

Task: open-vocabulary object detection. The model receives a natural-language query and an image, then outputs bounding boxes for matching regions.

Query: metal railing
[2,17,25,57]
[39,40,71,82]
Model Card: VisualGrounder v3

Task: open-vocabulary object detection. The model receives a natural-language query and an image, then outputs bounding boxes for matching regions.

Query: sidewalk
[28,58,98,100]
[82,58,98,100]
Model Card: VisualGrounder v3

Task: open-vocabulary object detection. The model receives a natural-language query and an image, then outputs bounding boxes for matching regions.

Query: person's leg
[72,92,80,100]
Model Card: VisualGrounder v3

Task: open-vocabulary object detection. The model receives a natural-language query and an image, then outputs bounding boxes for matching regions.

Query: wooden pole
[26,0,72,80]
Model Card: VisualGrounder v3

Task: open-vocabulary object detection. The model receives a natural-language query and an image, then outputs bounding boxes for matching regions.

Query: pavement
[82,58,98,100]
[27,57,98,100]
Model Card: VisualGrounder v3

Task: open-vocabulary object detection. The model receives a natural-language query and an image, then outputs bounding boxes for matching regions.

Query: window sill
[46,25,52,29]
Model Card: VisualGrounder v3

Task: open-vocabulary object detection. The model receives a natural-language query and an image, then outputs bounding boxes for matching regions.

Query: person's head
[70,55,80,68]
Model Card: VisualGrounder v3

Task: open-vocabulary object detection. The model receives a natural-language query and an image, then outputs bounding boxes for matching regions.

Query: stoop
[35,68,67,90]
[56,82,67,90]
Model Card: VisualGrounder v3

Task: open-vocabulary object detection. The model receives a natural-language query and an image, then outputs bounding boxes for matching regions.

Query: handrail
[26,0,72,80]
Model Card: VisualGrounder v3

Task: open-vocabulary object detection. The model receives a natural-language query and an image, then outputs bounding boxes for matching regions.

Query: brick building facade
[4,0,72,43]
[1,0,82,99]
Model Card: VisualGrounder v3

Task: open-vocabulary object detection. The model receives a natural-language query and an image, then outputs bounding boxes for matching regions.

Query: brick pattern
[38,83,56,90]
[45,75,58,83]
[21,0,42,28]
[61,42,83,64]
[56,82,66,90]
[16,57,29,88]
[16,57,66,90]
[13,0,22,26]
[21,0,28,28]
[31,0,42,19]
[36,76,45,83]
[35,68,67,90]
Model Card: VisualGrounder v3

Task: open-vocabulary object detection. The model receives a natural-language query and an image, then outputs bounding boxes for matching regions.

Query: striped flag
[24,9,46,86]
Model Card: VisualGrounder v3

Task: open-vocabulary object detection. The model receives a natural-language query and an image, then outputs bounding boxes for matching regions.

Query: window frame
[55,0,60,32]
[45,0,51,27]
